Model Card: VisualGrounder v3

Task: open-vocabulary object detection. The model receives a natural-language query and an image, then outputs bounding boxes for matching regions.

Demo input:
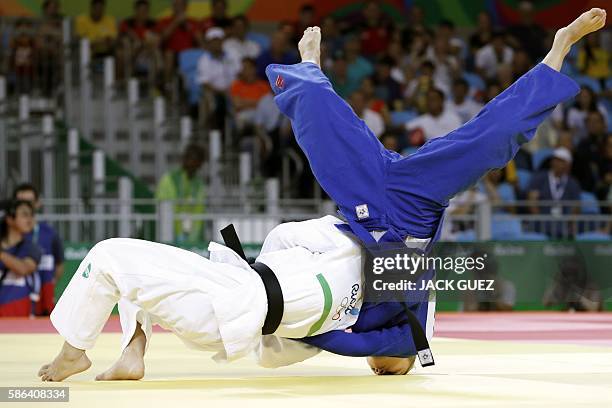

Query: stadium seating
[580,191,600,214]
[516,169,532,193]
[532,148,553,171]
[575,231,611,241]
[179,49,207,105]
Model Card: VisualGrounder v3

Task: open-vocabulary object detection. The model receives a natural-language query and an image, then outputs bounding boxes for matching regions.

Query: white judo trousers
[50,216,364,363]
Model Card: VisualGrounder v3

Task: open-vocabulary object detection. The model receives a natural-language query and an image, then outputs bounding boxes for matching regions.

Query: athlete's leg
[266,28,392,231]
[39,238,253,381]
[388,9,606,228]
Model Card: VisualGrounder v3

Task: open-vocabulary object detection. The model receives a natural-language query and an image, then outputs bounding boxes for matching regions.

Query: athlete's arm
[299,323,416,357]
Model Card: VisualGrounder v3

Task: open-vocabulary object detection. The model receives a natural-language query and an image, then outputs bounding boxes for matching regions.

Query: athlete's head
[367,356,416,375]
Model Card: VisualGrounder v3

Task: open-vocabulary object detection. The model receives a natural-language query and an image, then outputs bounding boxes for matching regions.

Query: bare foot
[38,342,91,382]
[557,8,606,47]
[95,326,146,381]
[298,26,321,67]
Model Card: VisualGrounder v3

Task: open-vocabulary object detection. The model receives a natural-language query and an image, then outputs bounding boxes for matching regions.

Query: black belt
[220,224,284,335]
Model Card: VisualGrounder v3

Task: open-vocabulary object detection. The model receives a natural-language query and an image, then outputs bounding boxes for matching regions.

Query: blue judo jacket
[265,61,580,357]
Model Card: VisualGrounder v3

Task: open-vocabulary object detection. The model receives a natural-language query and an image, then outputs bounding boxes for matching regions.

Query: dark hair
[233,14,249,26]
[575,86,598,112]
[183,143,206,162]
[241,57,256,67]
[134,0,149,8]
[438,19,455,30]
[453,78,469,88]
[91,0,105,5]
[429,88,445,100]
[0,200,34,241]
[301,4,315,13]
[13,183,39,201]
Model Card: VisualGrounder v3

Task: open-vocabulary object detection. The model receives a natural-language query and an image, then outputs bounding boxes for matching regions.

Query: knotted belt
[220,224,284,335]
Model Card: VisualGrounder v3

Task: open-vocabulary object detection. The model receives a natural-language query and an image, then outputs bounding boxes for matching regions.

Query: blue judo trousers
[264,61,580,358]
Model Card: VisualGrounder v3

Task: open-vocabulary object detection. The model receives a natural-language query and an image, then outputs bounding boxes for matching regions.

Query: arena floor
[1,313,611,408]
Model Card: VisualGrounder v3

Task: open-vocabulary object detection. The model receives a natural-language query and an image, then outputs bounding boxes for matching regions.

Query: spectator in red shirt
[230,57,270,132]
[358,1,393,58]
[201,0,232,33]
[292,4,316,44]
[118,0,160,85]
[156,0,201,86]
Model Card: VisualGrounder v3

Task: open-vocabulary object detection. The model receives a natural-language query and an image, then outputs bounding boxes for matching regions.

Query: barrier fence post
[42,115,55,209]
[476,200,492,241]
[103,57,116,156]
[80,38,92,140]
[158,200,174,243]
[68,129,80,241]
[153,97,165,182]
[62,18,73,122]
[128,78,140,176]
[93,150,106,242]
[19,95,30,182]
[118,177,133,238]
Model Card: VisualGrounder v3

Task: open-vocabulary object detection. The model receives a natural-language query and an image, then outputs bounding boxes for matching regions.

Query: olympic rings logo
[331,284,360,321]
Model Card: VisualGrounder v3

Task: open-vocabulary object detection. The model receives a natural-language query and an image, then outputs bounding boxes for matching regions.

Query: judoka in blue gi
[265,9,607,375]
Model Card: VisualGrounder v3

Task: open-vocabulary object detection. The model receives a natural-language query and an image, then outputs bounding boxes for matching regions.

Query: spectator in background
[75,0,117,58]
[255,31,298,79]
[481,168,516,213]
[404,60,435,113]
[358,1,392,58]
[553,86,609,141]
[118,0,160,86]
[507,1,546,63]
[156,143,206,243]
[0,200,40,317]
[197,28,240,129]
[201,0,232,33]
[293,4,316,45]
[597,135,612,205]
[469,11,493,52]
[372,56,402,108]
[381,133,400,152]
[425,34,460,96]
[484,80,502,103]
[360,77,389,119]
[37,0,63,97]
[156,0,201,86]
[543,256,602,312]
[528,147,581,238]
[573,111,609,193]
[447,78,482,124]
[223,15,261,63]
[320,16,343,66]
[328,52,358,99]
[230,58,270,132]
[577,32,610,89]
[349,90,385,138]
[13,184,64,316]
[343,35,374,88]
[9,19,37,94]
[437,19,465,58]
[405,88,461,142]
[475,30,513,80]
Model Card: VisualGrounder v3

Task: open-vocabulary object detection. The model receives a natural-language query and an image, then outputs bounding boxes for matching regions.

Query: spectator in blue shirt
[0,200,41,317]
[527,147,581,238]
[13,184,64,316]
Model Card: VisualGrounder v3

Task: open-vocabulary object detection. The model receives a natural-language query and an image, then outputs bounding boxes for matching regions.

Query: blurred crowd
[3,0,611,239]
